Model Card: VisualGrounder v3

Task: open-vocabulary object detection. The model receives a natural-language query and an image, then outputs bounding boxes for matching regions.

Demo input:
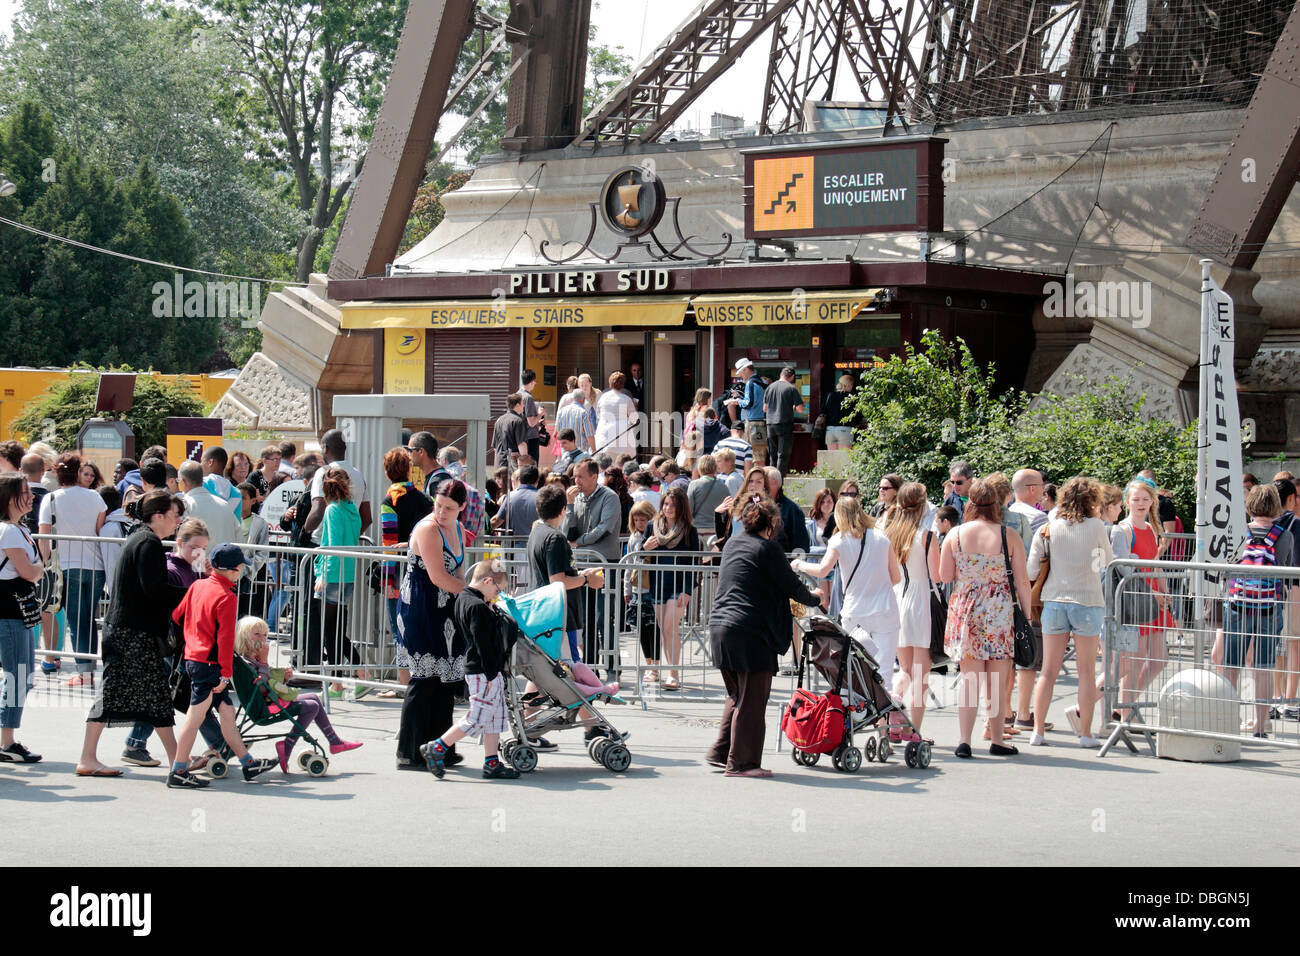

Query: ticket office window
[753,363,812,424]
[829,317,902,382]
[728,327,814,426]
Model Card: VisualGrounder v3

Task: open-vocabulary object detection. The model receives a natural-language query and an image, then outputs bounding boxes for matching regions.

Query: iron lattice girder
[574,0,801,144]
[840,0,935,121]
[912,0,1294,123]
[760,0,848,135]
[1187,0,1300,269]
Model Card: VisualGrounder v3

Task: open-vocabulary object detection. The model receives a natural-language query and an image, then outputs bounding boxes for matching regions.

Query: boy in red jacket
[167,544,277,788]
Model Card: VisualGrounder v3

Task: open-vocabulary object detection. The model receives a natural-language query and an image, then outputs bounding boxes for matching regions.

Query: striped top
[713,435,753,465]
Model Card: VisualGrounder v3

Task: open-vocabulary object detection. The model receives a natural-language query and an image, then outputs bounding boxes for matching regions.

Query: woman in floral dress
[939,478,1034,759]
[395,480,468,770]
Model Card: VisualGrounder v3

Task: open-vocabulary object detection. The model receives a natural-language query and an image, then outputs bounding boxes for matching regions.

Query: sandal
[644,670,659,684]
[724,767,773,778]
[376,689,403,699]
[75,766,123,777]
[661,679,680,692]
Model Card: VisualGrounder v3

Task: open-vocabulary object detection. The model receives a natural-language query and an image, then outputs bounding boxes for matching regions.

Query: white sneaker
[1029,733,1048,746]
[1079,735,1101,748]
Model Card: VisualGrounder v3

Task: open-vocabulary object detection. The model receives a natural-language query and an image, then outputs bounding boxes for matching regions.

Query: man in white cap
[731,358,768,465]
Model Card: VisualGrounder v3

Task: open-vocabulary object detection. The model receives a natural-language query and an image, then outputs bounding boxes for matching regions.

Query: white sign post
[1193,260,1249,660]
[260,479,304,529]
[1195,261,1249,565]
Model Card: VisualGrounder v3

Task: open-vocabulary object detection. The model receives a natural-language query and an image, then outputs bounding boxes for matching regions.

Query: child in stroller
[496,582,633,774]
[234,616,362,773]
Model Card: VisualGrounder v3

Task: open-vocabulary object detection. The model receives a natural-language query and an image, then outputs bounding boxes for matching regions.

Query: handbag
[170,664,191,714]
[155,621,180,659]
[812,413,828,444]
[1001,526,1039,669]
[37,495,63,613]
[1117,572,1160,626]
[367,560,385,594]
[832,535,868,626]
[1029,523,1051,626]
[0,526,43,629]
[922,531,950,668]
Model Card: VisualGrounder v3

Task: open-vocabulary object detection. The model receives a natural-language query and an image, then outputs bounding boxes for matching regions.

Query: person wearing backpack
[1273,478,1300,718]
[1221,483,1296,737]
[1109,477,1174,722]
[97,486,137,599]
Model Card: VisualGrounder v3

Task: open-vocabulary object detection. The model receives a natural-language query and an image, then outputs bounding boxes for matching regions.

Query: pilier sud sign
[742,137,946,239]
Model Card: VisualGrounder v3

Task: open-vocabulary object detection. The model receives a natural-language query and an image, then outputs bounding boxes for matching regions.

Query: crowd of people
[0,372,1294,782]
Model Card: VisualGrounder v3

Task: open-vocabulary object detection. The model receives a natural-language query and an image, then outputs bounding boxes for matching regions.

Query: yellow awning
[691,288,883,326]
[340,296,692,330]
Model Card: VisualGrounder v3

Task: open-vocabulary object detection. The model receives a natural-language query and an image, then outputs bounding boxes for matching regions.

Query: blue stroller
[496,583,631,774]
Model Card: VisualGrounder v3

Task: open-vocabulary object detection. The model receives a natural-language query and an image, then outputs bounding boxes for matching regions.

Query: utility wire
[0,214,304,287]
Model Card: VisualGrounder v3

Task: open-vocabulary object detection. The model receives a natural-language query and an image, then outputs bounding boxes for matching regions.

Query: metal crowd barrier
[26,530,804,713]
[1101,556,1300,758]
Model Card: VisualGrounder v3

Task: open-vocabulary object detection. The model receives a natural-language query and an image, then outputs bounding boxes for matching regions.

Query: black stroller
[789,615,933,770]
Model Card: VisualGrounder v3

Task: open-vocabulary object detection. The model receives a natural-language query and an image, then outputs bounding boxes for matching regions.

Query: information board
[743,137,945,239]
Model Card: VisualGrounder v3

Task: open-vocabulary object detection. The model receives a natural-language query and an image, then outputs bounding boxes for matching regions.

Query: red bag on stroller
[782,688,846,754]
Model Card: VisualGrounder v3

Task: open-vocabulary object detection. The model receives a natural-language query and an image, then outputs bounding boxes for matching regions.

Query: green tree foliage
[0,0,301,369]
[845,330,1015,495]
[842,329,1198,519]
[395,170,472,259]
[0,0,301,278]
[583,41,634,118]
[971,382,1199,521]
[12,368,206,451]
[0,103,220,371]
[450,0,511,166]
[205,0,409,282]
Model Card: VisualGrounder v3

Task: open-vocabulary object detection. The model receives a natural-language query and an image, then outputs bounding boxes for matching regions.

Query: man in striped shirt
[554,389,595,455]
[713,421,754,471]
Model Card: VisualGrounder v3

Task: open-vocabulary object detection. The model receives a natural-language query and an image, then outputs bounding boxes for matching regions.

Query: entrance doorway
[599,329,700,455]
[649,331,698,453]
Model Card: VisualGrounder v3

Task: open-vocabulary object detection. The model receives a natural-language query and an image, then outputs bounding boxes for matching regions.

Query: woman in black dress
[76,490,186,777]
[706,496,823,777]
[642,486,700,692]
[395,480,468,770]
[379,447,432,695]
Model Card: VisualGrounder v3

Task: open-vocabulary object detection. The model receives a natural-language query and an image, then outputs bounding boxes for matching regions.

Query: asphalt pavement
[2,663,1297,867]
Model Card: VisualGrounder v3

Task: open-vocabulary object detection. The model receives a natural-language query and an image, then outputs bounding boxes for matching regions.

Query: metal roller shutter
[429,329,519,417]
